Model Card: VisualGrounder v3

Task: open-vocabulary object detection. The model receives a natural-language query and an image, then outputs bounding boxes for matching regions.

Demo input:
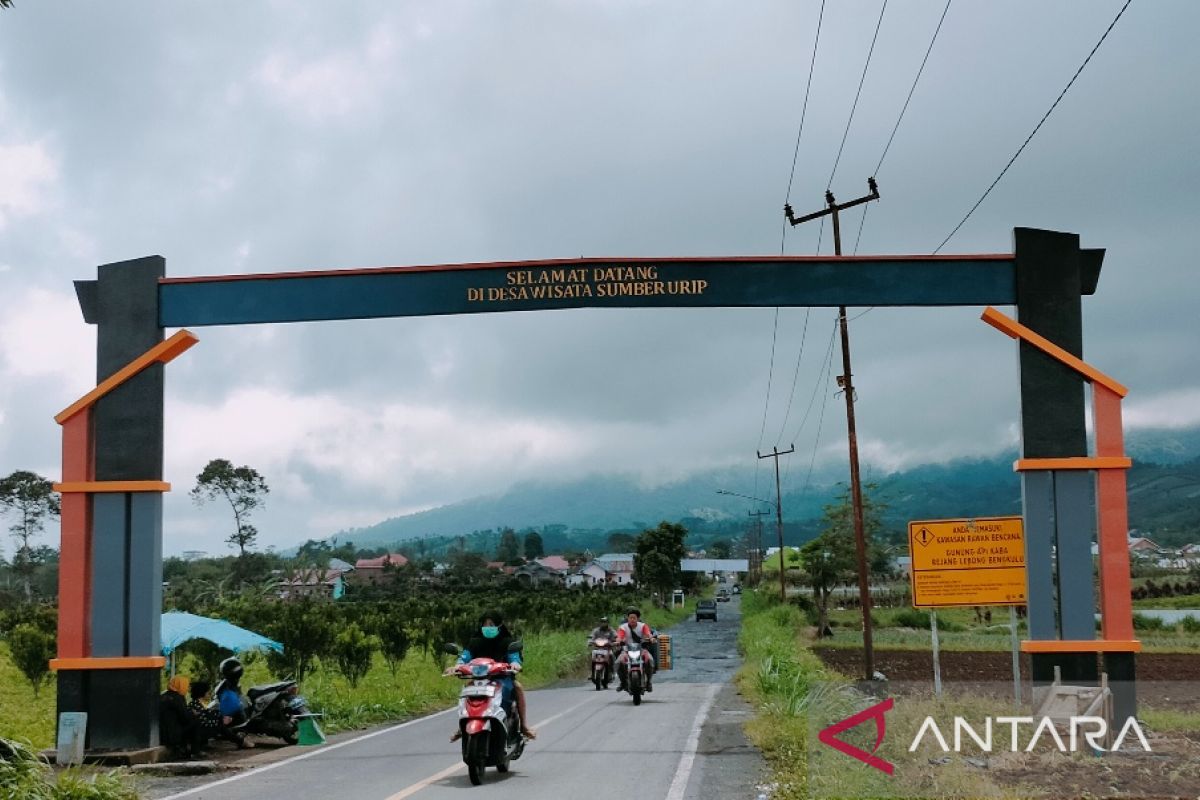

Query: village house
[349,553,410,586]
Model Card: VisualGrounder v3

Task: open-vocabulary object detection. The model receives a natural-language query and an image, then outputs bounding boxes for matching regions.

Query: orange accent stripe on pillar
[55,329,199,424]
[1020,640,1141,654]
[57,412,93,659]
[980,307,1128,397]
[1094,384,1135,641]
[53,481,171,493]
[1013,457,1131,471]
[49,656,166,671]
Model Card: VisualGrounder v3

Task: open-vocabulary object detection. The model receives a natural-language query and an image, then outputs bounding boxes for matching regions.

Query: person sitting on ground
[615,607,658,692]
[159,675,203,759]
[444,610,536,741]
[189,679,246,749]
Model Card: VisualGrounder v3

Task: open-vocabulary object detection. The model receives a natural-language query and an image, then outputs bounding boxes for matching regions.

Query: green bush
[0,738,136,800]
[892,609,931,630]
[1132,613,1166,631]
[331,623,379,689]
[1178,615,1200,633]
[7,623,54,697]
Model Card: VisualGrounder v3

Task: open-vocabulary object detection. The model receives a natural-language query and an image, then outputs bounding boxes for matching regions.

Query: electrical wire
[827,0,889,190]
[780,0,829,256]
[800,315,841,494]
[775,308,813,445]
[782,317,839,488]
[756,307,781,453]
[933,0,1135,254]
[852,0,953,256]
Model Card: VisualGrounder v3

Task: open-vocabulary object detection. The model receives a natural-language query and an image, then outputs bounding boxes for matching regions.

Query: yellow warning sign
[908,516,1026,608]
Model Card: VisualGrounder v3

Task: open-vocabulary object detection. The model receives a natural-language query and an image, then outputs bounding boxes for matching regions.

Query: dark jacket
[159,690,196,750]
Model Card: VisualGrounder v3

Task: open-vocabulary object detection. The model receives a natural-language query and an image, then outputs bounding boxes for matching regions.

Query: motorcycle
[617,640,655,706]
[588,636,614,691]
[211,677,312,745]
[443,641,527,786]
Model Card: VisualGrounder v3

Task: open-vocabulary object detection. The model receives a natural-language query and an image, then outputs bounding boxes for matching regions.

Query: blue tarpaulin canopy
[161,611,283,660]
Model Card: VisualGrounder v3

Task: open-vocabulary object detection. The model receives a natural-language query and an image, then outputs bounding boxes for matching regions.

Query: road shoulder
[693,682,769,800]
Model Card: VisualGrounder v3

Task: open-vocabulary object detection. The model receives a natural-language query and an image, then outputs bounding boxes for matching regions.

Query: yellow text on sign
[908,516,1026,608]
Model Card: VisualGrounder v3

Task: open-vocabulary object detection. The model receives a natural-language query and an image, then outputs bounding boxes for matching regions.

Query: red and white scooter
[589,636,614,691]
[443,642,526,786]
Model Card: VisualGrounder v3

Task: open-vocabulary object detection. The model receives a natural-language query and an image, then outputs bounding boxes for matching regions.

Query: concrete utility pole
[785,177,880,681]
[757,445,795,603]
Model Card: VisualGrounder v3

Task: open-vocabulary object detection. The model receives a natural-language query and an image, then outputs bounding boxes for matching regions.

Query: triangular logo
[817,697,894,775]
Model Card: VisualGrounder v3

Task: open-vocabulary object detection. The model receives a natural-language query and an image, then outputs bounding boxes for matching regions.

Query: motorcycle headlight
[471,663,489,678]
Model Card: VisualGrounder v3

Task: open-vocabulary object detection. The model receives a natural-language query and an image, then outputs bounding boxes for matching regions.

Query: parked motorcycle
[443,641,527,786]
[212,676,312,745]
[588,636,614,691]
[617,640,654,706]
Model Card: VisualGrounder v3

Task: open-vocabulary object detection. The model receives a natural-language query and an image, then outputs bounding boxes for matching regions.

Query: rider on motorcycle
[446,611,536,741]
[588,616,615,643]
[615,607,657,693]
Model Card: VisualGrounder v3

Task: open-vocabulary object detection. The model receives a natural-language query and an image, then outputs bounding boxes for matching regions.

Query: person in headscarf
[159,675,203,759]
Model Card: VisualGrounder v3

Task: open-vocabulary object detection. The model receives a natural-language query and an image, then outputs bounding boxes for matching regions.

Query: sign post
[909,516,1027,704]
[930,610,942,697]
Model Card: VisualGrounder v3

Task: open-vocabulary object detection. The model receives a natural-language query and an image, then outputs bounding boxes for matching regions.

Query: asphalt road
[147,595,760,800]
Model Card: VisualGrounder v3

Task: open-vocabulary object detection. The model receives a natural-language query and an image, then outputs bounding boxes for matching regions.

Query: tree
[190,459,269,558]
[8,623,54,696]
[331,623,379,689]
[708,539,732,559]
[633,521,688,599]
[606,531,637,552]
[0,471,60,602]
[371,613,412,676]
[496,528,520,563]
[263,598,335,682]
[799,484,889,637]
[523,530,545,559]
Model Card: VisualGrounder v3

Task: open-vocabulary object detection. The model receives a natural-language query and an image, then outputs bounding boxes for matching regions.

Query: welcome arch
[53,227,1135,751]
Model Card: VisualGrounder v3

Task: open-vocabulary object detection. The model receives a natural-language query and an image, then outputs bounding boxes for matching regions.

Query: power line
[777,0,825,253]
[826,0,889,190]
[800,314,840,494]
[933,0,1135,254]
[853,0,953,255]
[756,307,780,453]
[781,316,837,489]
[775,307,813,445]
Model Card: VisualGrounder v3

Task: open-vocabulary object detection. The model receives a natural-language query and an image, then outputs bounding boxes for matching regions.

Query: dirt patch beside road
[813,647,1200,712]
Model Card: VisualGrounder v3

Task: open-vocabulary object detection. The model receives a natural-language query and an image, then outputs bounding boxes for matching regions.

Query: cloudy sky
[1,1,1197,557]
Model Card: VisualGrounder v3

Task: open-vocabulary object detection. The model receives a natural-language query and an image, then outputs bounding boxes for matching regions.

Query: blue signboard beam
[158,254,1019,328]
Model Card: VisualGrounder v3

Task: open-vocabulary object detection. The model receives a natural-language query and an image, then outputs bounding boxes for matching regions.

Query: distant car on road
[716,588,730,602]
[731,584,741,595]
[696,599,718,622]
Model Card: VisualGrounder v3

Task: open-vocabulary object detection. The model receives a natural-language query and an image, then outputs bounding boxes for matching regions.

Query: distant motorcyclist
[588,616,615,643]
[615,607,657,692]
[445,611,536,740]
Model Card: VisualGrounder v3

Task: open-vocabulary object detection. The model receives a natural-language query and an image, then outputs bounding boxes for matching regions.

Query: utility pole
[784,177,880,681]
[748,509,769,585]
[757,445,795,603]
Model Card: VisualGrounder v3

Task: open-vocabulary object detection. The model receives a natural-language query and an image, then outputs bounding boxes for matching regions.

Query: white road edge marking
[665,683,720,800]
[383,695,597,800]
[156,707,455,800]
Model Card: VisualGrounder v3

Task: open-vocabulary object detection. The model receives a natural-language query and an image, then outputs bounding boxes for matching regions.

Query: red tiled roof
[536,556,570,571]
[355,553,409,569]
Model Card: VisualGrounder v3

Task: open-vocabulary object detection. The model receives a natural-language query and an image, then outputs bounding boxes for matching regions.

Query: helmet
[598,616,609,624]
[219,657,244,682]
